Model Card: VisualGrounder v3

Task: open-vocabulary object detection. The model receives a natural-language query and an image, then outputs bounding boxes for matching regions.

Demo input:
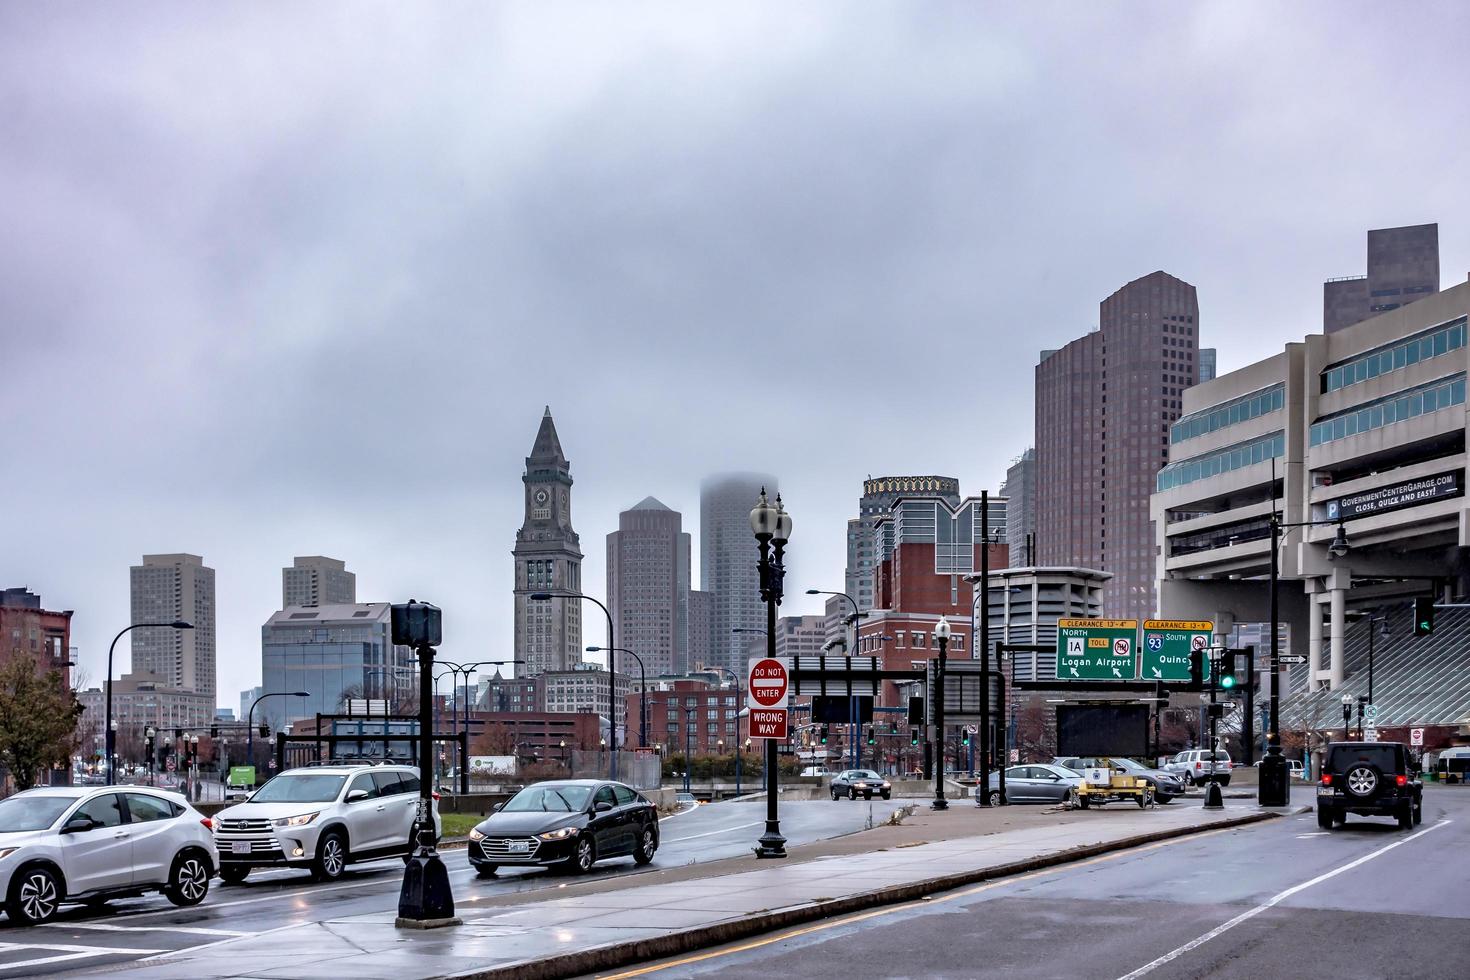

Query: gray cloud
[4,1,1468,703]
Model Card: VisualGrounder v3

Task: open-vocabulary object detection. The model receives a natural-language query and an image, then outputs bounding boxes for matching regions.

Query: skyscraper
[700,473,775,676]
[1035,271,1199,622]
[607,497,692,679]
[1000,452,1036,566]
[513,409,584,676]
[282,556,356,608]
[130,553,216,707]
[1324,223,1440,334]
[844,476,960,614]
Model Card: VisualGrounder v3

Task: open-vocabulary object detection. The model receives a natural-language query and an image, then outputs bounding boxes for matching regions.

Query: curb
[446,807,1292,980]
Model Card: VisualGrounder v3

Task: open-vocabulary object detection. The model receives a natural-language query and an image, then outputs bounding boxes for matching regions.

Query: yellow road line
[596,825,1239,979]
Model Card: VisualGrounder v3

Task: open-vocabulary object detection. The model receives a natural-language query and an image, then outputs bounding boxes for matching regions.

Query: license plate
[1316,787,1335,797]
[232,841,251,854]
[507,841,530,854]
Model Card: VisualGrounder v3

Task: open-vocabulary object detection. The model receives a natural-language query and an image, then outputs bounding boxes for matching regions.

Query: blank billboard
[1056,704,1149,757]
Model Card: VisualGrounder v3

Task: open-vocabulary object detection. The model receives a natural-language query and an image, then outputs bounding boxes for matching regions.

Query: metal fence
[569,750,661,790]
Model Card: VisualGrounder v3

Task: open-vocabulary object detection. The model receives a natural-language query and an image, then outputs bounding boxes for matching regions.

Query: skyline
[7,3,1470,709]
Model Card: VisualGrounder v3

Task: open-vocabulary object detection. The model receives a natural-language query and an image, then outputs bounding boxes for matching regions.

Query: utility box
[1258,753,1289,806]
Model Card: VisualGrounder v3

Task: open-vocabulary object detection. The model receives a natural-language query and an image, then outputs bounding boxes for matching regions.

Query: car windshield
[850,770,881,780]
[249,774,347,803]
[503,785,592,812]
[0,795,75,832]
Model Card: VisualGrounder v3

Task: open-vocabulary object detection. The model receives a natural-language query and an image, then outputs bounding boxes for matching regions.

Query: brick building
[0,588,72,688]
[629,678,745,757]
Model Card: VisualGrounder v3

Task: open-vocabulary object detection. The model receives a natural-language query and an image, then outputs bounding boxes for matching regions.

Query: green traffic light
[1220,674,1236,689]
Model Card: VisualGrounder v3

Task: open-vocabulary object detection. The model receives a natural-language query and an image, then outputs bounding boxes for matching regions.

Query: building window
[1309,374,1466,447]
[1322,318,1466,393]
[1157,431,1286,492]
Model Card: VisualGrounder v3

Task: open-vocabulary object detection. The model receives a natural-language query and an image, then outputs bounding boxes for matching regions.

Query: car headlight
[468,828,486,842]
[882,781,891,788]
[272,812,320,828]
[538,827,578,841]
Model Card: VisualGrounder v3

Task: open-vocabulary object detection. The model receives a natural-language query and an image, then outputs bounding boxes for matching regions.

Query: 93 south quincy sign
[1056,619,1138,680]
[1326,471,1462,520]
[1141,620,1213,682]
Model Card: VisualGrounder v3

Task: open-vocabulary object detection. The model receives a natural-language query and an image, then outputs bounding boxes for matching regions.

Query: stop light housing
[1415,596,1435,636]
[1217,651,1238,689]
[910,730,919,746]
[210,726,219,739]
[866,728,875,745]
[1188,649,1205,690]
[819,726,829,745]
[259,724,270,738]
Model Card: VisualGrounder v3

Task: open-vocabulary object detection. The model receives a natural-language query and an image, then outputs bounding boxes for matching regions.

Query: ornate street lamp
[750,488,791,858]
[932,617,952,811]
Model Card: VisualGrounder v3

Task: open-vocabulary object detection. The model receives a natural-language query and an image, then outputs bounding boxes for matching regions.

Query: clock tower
[513,407,584,676]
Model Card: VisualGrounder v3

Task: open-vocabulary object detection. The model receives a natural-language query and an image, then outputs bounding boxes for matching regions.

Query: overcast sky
[5,2,1469,710]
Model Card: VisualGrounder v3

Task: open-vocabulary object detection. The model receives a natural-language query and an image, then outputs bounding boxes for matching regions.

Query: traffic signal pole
[1203,646,1224,810]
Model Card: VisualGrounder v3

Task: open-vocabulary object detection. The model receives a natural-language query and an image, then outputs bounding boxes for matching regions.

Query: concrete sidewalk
[111,799,1292,980]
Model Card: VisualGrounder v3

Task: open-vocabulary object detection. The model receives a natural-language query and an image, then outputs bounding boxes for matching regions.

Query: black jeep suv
[1317,741,1422,831]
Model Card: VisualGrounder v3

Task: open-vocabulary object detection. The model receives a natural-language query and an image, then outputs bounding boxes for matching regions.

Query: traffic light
[866,728,875,746]
[173,728,183,739]
[1188,649,1205,689]
[910,730,919,746]
[210,726,219,739]
[819,726,829,745]
[890,720,899,734]
[1415,596,1435,636]
[1217,651,1238,690]
[259,724,270,738]
[961,730,971,746]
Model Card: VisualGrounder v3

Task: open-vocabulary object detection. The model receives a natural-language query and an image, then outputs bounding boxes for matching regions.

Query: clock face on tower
[534,489,549,505]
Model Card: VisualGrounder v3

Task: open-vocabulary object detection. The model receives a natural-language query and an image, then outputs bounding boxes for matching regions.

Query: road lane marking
[595,825,1243,979]
[1114,818,1453,980]
[1294,833,1329,839]
[0,941,165,972]
[44,922,249,937]
[663,822,763,844]
[0,951,116,972]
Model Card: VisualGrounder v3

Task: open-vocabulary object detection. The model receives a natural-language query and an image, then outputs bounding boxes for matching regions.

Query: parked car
[1164,749,1233,786]
[1053,757,1185,803]
[0,786,217,925]
[829,769,891,801]
[979,765,1083,806]
[674,792,698,808]
[467,780,658,877]
[799,766,830,777]
[1318,741,1422,830]
[1252,758,1306,779]
[213,764,440,884]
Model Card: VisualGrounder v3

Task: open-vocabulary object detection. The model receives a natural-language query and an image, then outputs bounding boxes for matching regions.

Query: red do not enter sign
[747,657,789,709]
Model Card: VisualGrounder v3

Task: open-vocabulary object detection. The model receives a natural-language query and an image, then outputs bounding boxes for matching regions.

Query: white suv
[0,786,217,925]
[1165,749,1234,786]
[213,764,440,883]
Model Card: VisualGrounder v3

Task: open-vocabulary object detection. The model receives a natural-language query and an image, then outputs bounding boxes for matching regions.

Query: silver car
[978,765,1083,806]
[1053,756,1185,803]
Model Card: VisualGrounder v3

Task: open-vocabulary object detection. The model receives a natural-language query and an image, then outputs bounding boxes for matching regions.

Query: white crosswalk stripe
[0,941,164,973]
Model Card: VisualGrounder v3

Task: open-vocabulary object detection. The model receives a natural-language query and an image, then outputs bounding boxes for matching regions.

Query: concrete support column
[1329,586,1346,690]
[1307,590,1324,691]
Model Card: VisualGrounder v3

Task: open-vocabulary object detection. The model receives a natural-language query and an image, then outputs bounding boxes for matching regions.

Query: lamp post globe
[749,488,777,540]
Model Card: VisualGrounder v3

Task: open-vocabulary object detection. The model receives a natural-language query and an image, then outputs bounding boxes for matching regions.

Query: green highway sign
[1141,620,1214,683]
[1056,619,1139,680]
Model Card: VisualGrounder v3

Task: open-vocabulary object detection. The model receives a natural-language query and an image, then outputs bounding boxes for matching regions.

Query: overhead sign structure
[747,657,790,740]
[1056,619,1139,681]
[1411,728,1424,746]
[1140,620,1213,682]
[1327,470,1461,521]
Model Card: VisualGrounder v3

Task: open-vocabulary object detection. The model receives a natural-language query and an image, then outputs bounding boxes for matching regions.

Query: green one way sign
[1140,620,1214,682]
[1055,619,1138,680]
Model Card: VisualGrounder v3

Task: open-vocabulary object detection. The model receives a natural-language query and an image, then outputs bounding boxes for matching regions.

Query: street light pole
[932,617,951,810]
[588,647,646,749]
[106,620,193,785]
[532,591,616,779]
[751,488,790,858]
[247,691,310,781]
[706,665,743,796]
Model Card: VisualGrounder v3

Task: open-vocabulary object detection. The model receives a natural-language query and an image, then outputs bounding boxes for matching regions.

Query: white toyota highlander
[213,764,440,883]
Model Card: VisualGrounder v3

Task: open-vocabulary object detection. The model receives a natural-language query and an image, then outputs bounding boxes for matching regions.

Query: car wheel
[1061,788,1076,808]
[219,864,250,885]
[1078,796,1091,809]
[165,851,211,907]
[6,865,62,925]
[633,825,657,866]
[1156,794,1175,805]
[1219,777,1231,787]
[1413,801,1423,826]
[848,787,856,800]
[1398,804,1414,830]
[474,865,498,878]
[1317,806,1334,830]
[1344,765,1378,798]
[830,789,839,801]
[565,835,595,875]
[881,792,891,801]
[312,830,348,881]
[988,790,1002,806]
[1182,772,1194,787]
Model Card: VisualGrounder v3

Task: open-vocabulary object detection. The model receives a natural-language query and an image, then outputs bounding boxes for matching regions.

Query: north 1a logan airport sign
[1055,619,1139,681]
[1140,620,1214,682]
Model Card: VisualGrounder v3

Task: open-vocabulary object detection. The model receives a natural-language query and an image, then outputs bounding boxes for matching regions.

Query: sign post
[1140,620,1213,682]
[748,657,790,740]
[1410,728,1424,747]
[1056,620,1140,680]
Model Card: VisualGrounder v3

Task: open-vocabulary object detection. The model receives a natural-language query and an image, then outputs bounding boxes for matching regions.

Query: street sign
[1056,619,1139,680]
[1411,728,1424,746]
[1364,703,1378,721]
[1278,655,1307,665]
[1364,728,1379,742]
[748,709,789,740]
[165,758,176,772]
[1140,620,1213,682]
[748,657,790,710]
[965,724,978,735]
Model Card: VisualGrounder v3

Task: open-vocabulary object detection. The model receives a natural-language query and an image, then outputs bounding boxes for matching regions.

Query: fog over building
[700,473,775,677]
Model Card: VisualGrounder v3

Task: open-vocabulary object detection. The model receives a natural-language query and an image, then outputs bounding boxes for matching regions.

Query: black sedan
[467,779,658,877]
[829,769,892,801]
